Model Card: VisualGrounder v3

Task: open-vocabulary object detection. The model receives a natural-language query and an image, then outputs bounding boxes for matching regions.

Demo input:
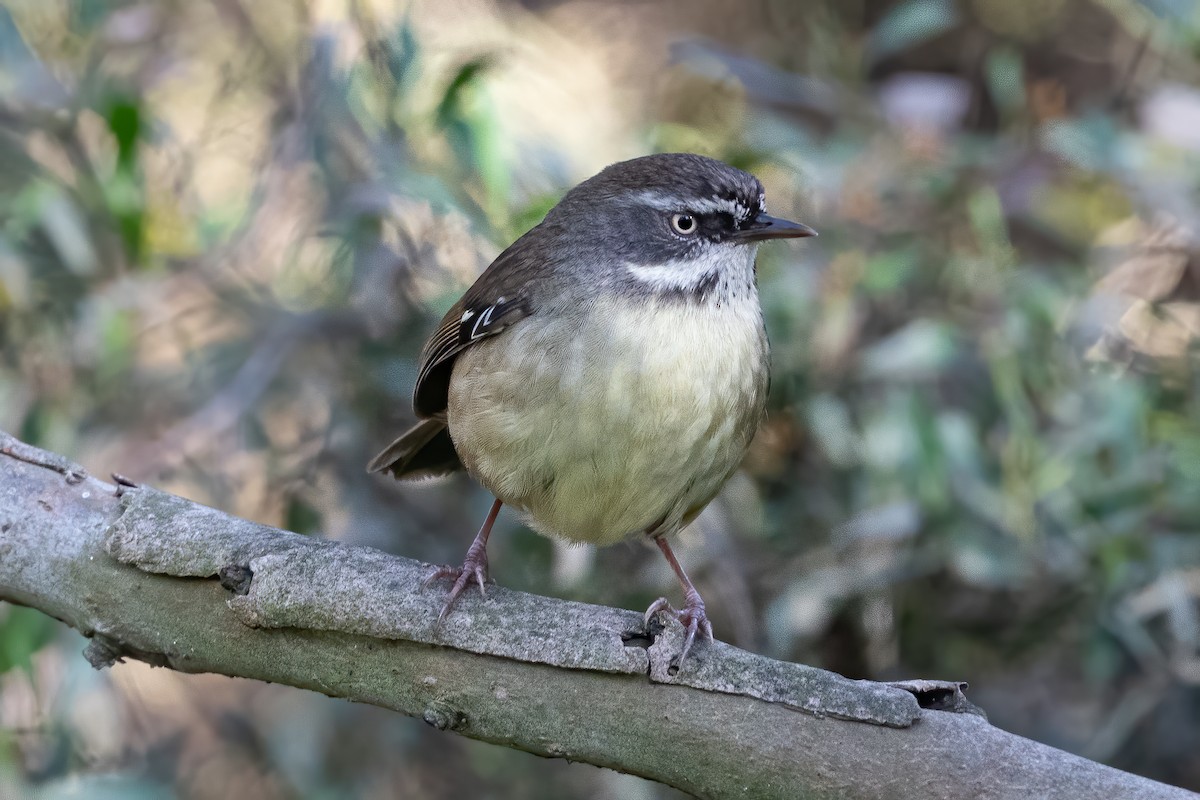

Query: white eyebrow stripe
[629,190,686,212]
[629,190,752,220]
[693,198,749,217]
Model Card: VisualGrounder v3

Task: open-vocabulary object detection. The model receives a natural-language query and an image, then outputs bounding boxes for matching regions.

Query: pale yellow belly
[445,298,768,545]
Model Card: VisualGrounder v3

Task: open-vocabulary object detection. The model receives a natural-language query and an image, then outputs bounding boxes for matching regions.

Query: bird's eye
[670,213,697,235]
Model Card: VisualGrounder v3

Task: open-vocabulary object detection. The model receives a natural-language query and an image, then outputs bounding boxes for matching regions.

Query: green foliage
[101,93,146,263]
[868,0,959,61]
[0,606,58,676]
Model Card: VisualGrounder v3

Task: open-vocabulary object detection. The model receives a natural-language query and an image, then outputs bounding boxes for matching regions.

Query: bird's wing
[413,245,539,417]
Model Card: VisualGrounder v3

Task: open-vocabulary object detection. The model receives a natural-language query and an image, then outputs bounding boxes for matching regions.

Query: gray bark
[0,430,1194,800]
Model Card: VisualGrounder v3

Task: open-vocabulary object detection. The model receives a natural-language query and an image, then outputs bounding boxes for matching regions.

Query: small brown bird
[369,153,815,663]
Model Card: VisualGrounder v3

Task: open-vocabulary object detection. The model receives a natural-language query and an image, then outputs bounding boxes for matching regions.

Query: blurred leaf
[435,58,490,137]
[37,184,98,277]
[18,403,49,447]
[0,240,30,309]
[859,320,959,381]
[34,774,171,800]
[1033,174,1133,245]
[102,172,144,262]
[285,497,323,536]
[862,247,917,295]
[862,396,918,471]
[70,0,126,33]
[101,93,146,264]
[0,5,35,79]
[1040,114,1121,172]
[435,56,510,229]
[833,500,921,545]
[806,392,860,468]
[937,410,985,479]
[1093,218,1192,302]
[386,17,421,97]
[985,46,1026,118]
[96,306,135,383]
[506,193,560,240]
[866,0,958,62]
[107,97,141,169]
[1158,414,1200,481]
[0,605,58,676]
[1136,0,1198,21]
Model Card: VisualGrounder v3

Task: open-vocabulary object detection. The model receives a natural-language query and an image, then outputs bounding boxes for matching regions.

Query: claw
[426,498,501,623]
[643,596,672,629]
[645,593,713,667]
[646,535,716,669]
[426,544,490,622]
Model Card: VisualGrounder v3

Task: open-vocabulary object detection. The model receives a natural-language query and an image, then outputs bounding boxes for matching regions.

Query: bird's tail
[366,418,464,479]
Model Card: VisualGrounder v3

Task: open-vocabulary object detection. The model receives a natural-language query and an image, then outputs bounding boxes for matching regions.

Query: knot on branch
[422,701,468,731]
[83,632,173,670]
[218,563,254,595]
[888,680,987,719]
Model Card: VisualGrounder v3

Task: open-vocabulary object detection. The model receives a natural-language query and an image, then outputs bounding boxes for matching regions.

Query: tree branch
[0,431,1193,799]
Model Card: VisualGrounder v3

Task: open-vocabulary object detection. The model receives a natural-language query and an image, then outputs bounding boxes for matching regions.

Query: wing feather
[412,243,542,417]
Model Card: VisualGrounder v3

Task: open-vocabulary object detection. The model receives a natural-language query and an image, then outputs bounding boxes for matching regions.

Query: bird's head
[547,153,816,300]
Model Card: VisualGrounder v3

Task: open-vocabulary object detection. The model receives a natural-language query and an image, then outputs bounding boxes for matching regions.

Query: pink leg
[644,536,714,666]
[425,498,502,622]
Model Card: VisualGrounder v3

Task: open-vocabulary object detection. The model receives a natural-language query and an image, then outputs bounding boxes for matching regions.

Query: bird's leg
[644,536,714,666]
[424,498,502,622]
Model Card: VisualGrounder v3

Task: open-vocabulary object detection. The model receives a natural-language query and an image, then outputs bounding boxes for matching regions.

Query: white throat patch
[624,243,758,299]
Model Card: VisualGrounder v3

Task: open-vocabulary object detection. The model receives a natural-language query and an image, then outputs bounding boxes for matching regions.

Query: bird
[369,152,816,665]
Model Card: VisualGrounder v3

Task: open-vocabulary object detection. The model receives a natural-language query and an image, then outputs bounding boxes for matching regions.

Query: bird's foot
[425,498,502,623]
[424,540,489,623]
[644,591,714,667]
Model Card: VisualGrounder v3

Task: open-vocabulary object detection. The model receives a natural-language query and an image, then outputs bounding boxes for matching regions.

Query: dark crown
[554,153,765,222]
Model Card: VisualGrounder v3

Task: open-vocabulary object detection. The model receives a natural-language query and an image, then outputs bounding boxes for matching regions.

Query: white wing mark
[470,305,496,340]
[463,295,523,343]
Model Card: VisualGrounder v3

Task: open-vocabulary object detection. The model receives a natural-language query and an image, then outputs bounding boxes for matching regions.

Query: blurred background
[1,0,1199,797]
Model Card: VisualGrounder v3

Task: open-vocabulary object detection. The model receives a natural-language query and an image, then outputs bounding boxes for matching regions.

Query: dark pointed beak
[734,213,818,242]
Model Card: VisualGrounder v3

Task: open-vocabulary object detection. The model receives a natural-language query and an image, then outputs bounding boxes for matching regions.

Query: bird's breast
[447,293,769,545]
